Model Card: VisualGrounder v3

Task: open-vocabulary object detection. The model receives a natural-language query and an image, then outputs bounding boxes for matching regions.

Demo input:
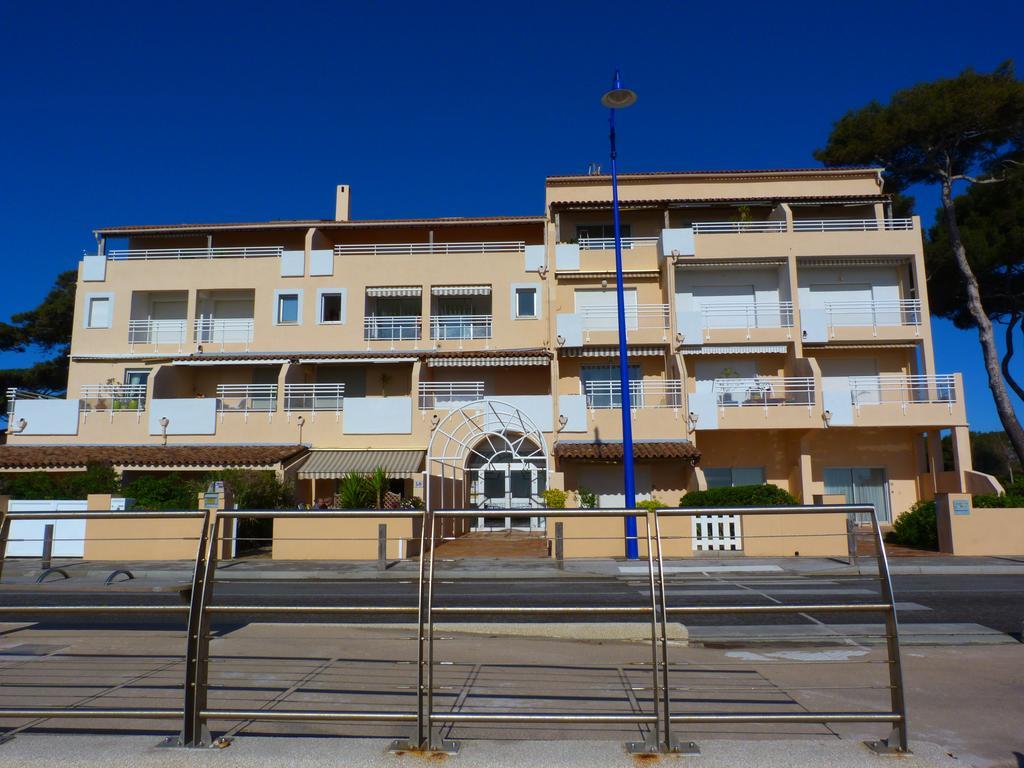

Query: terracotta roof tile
[554,440,701,462]
[0,445,307,470]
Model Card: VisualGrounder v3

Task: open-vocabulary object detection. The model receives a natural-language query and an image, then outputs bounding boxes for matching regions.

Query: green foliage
[540,489,567,509]
[400,495,425,510]
[886,500,938,550]
[364,467,392,510]
[0,270,78,415]
[121,473,206,510]
[974,492,1024,508]
[217,469,293,509]
[0,462,120,500]
[680,484,798,508]
[814,62,1024,193]
[576,487,597,509]
[636,498,666,512]
[337,471,373,509]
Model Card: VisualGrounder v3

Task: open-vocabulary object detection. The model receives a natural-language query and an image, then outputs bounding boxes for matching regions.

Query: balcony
[825,374,966,428]
[579,304,670,344]
[108,246,282,261]
[79,384,147,415]
[577,236,660,250]
[128,319,188,351]
[688,302,794,344]
[583,379,683,410]
[215,384,277,416]
[691,218,913,235]
[419,381,485,409]
[803,299,923,343]
[283,384,345,413]
[689,376,820,431]
[194,318,254,349]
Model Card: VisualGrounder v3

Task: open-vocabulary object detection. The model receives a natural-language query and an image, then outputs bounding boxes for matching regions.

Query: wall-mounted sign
[953,499,971,516]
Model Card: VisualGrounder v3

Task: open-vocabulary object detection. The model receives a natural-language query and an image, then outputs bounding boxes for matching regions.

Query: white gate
[691,513,742,551]
[4,498,128,557]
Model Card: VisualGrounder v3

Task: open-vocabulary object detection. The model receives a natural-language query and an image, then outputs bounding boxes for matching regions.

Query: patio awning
[296,449,425,479]
[431,285,491,296]
[560,345,665,358]
[428,355,549,367]
[680,344,788,355]
[366,286,422,298]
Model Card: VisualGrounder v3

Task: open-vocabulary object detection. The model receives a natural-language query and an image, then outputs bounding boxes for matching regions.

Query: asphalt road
[1,572,1021,639]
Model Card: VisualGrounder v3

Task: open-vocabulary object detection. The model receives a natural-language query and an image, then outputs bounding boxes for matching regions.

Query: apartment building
[2,168,981,553]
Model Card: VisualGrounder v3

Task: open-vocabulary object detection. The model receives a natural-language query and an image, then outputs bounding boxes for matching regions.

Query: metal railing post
[391,509,430,752]
[166,510,218,748]
[626,509,662,754]
[0,509,10,583]
[865,508,911,754]
[41,524,54,571]
[554,522,564,570]
[377,524,387,571]
[847,517,859,566]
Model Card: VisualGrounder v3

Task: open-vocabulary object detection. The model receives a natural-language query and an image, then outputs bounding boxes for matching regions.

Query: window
[276,293,300,324]
[576,224,631,240]
[319,292,343,323]
[515,287,538,318]
[581,364,642,408]
[705,467,766,489]
[86,296,112,328]
[123,369,150,388]
[483,470,505,499]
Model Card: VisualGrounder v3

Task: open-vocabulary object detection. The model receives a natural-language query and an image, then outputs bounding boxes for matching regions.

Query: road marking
[618,564,784,574]
[726,649,870,661]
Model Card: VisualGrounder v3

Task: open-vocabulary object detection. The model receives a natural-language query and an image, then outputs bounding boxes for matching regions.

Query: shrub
[217,469,294,509]
[680,484,797,508]
[122,472,206,510]
[540,489,567,509]
[577,487,598,509]
[636,498,666,512]
[974,493,1024,508]
[886,500,938,550]
[1,462,120,500]
[337,471,373,509]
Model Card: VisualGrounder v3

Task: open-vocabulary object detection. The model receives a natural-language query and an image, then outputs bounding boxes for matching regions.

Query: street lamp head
[601,87,637,109]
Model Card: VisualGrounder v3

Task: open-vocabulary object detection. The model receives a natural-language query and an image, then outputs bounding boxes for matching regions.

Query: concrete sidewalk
[3,553,1024,586]
[0,735,964,767]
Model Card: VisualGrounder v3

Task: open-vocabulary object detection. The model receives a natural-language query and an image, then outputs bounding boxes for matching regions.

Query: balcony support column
[797,433,814,503]
[951,426,973,491]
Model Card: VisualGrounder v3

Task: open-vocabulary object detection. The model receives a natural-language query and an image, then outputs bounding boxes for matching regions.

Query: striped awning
[366,286,422,298]
[798,256,909,267]
[560,345,665,358]
[675,259,787,269]
[428,355,549,367]
[431,285,491,296]
[680,344,788,355]
[296,449,425,479]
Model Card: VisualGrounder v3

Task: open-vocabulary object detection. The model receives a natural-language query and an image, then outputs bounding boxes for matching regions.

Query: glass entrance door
[823,467,891,523]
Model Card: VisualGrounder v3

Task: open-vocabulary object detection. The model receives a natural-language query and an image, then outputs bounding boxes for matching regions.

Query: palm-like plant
[338,471,371,509]
[365,466,392,510]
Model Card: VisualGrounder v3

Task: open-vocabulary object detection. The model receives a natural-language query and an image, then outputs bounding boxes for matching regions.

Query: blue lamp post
[601,72,639,559]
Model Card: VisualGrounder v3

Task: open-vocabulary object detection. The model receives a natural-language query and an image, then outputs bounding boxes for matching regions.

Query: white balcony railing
[418,381,485,409]
[793,218,914,232]
[335,241,525,257]
[580,304,671,333]
[364,315,421,341]
[431,314,493,340]
[700,302,794,330]
[692,221,787,234]
[692,218,914,235]
[128,319,188,348]
[583,380,683,410]
[194,318,255,347]
[108,246,282,261]
[5,388,58,418]
[215,384,277,414]
[825,300,922,330]
[848,375,957,410]
[283,384,345,413]
[79,384,147,412]
[712,377,816,409]
[577,236,660,250]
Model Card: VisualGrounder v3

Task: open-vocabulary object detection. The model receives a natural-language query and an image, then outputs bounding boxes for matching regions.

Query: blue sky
[1,0,1022,430]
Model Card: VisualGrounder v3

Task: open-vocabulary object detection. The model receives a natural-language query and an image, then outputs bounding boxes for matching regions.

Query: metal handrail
[335,241,525,256]
[215,384,277,413]
[692,220,787,234]
[848,374,958,408]
[283,383,345,412]
[582,379,683,409]
[429,314,493,340]
[824,299,922,328]
[711,376,816,408]
[127,318,188,347]
[79,384,147,413]
[793,218,914,232]
[364,315,421,340]
[577,236,660,250]
[700,301,794,330]
[107,246,283,260]
[418,381,485,409]
[580,304,670,330]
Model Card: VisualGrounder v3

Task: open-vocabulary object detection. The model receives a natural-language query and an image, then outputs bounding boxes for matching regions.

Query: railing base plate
[389,738,460,756]
[864,738,910,756]
[157,727,214,749]
[628,739,701,756]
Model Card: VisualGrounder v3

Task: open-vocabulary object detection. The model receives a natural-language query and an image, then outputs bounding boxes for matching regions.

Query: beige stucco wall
[272,516,415,560]
[937,495,1024,556]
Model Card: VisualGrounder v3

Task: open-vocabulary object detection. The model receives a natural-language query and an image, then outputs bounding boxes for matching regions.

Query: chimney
[335,184,351,222]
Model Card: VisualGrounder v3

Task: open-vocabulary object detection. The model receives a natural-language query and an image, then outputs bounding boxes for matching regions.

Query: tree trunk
[940,180,1024,466]
[1002,314,1024,403]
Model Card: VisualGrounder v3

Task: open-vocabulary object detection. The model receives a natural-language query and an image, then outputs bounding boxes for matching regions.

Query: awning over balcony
[0,445,307,471]
[428,355,548,367]
[560,345,665,358]
[296,449,425,479]
[431,285,491,296]
[366,286,422,298]
[554,440,701,463]
[680,344,788,355]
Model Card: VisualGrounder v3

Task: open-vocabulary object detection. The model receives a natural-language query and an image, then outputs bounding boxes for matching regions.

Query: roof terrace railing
[335,241,525,257]
[577,236,660,250]
[700,302,794,330]
[583,379,683,410]
[713,376,816,409]
[107,246,283,261]
[418,381,485,409]
[215,384,278,414]
[79,384,147,412]
[824,300,922,330]
[692,221,787,234]
[692,218,914,235]
[848,374,958,409]
[283,384,345,413]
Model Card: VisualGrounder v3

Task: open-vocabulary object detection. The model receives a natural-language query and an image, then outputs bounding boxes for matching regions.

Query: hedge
[680,484,797,508]
[886,500,938,550]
